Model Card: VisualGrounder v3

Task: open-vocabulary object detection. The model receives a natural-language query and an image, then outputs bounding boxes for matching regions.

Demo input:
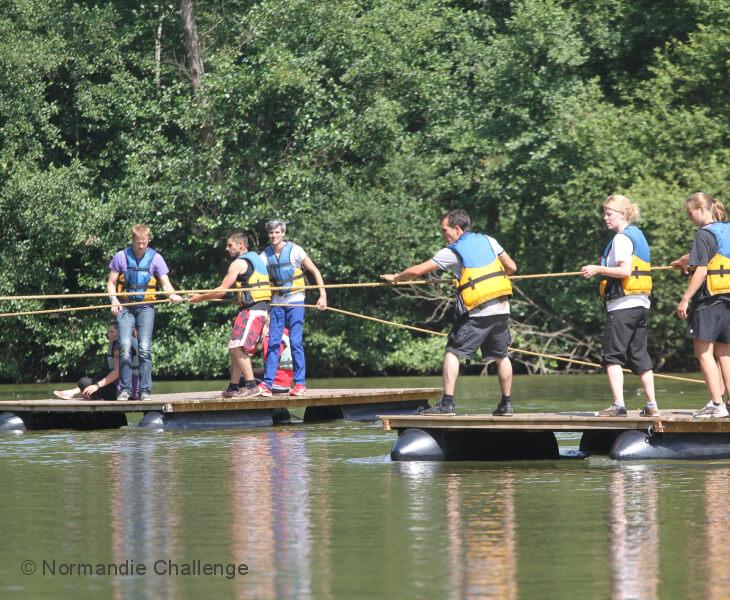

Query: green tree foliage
[0,0,728,381]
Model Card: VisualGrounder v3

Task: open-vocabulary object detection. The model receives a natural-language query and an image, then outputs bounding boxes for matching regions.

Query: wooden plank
[0,387,441,414]
[380,410,730,434]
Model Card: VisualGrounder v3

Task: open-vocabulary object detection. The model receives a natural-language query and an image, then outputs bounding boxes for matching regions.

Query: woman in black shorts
[674,192,730,418]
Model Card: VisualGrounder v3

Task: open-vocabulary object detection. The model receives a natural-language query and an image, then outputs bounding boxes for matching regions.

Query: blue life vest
[264,242,305,294]
[117,247,158,302]
[703,222,730,296]
[599,225,652,300]
[235,251,272,307]
[449,232,512,311]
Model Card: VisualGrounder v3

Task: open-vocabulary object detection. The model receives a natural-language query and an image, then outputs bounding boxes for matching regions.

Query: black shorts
[686,301,730,343]
[602,307,653,374]
[445,314,511,360]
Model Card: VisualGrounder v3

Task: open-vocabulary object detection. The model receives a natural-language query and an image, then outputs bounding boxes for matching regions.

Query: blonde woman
[673,192,730,418]
[581,195,659,417]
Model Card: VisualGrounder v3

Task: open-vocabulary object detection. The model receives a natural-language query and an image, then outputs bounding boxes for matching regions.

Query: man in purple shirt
[106,224,183,401]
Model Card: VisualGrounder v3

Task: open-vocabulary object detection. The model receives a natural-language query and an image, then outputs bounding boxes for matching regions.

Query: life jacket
[117,247,158,302]
[264,242,305,295]
[702,222,730,296]
[449,232,512,311]
[235,251,272,307]
[599,226,652,301]
[107,339,139,375]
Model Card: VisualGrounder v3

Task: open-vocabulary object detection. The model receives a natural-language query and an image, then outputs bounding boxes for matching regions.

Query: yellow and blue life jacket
[235,251,272,307]
[449,232,512,311]
[264,242,305,295]
[599,225,652,300]
[703,222,730,296]
[117,247,158,302]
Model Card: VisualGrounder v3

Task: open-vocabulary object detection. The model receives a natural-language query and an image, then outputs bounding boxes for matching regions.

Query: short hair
[441,209,471,231]
[227,230,249,247]
[131,224,151,240]
[266,220,287,234]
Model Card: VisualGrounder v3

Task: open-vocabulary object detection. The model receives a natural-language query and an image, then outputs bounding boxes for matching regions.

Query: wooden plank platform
[380,410,730,434]
[0,387,441,414]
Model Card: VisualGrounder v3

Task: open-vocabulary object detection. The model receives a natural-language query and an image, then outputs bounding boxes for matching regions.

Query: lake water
[0,373,727,599]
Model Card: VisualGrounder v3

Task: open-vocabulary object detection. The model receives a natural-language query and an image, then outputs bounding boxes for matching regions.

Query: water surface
[0,374,725,599]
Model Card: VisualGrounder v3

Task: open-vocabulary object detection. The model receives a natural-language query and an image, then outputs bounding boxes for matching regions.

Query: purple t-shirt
[109,247,170,305]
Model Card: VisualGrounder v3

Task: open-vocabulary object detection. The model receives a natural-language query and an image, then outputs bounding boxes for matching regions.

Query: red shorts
[229,310,267,355]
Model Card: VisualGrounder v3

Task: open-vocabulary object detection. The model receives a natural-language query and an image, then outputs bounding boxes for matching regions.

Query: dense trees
[1,0,728,381]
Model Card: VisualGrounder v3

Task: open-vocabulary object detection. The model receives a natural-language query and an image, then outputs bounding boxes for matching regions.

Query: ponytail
[686,192,728,222]
[604,194,640,223]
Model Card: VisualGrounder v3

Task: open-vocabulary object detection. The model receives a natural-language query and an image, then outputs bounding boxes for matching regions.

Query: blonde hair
[685,192,728,222]
[131,224,152,240]
[603,194,640,223]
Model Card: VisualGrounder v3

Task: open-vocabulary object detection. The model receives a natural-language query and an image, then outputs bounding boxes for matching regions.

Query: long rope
[0,264,679,302]
[280,304,704,385]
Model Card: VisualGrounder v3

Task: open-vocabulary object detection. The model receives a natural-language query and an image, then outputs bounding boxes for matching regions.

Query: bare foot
[53,390,74,400]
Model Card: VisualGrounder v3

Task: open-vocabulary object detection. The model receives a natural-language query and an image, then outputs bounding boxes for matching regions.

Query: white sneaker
[694,402,729,419]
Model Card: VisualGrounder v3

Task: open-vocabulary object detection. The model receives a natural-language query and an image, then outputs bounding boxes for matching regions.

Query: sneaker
[221,384,240,399]
[639,406,661,417]
[493,401,513,417]
[694,402,729,419]
[237,385,261,398]
[289,384,307,397]
[117,390,131,402]
[419,401,456,416]
[257,383,273,397]
[140,391,152,402]
[598,405,627,417]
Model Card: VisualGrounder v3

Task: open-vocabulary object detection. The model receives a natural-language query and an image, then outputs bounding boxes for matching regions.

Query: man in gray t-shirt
[381,209,517,416]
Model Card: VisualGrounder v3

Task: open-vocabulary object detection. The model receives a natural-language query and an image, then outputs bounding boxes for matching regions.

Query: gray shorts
[686,301,730,343]
[602,307,653,374]
[445,314,511,360]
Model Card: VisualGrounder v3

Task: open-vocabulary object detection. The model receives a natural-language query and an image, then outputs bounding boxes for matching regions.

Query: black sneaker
[419,401,456,416]
[493,401,513,416]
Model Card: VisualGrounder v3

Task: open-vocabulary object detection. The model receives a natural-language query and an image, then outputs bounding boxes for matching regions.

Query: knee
[137,345,152,361]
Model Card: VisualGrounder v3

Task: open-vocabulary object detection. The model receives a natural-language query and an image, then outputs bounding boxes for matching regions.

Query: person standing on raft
[381,208,517,416]
[189,231,271,398]
[581,195,659,417]
[107,224,184,401]
[673,192,730,419]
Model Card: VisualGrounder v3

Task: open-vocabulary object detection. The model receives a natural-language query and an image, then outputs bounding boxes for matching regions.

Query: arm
[676,266,706,320]
[301,256,327,310]
[82,348,120,398]
[581,260,632,280]
[158,274,184,303]
[380,259,440,283]
[671,253,690,274]
[499,251,517,275]
[189,262,242,303]
[107,271,123,316]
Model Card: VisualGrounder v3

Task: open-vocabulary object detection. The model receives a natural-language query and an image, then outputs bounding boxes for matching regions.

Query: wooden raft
[0,387,441,415]
[380,410,730,434]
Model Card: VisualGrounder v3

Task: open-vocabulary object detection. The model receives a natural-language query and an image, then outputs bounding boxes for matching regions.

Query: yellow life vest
[450,232,512,311]
[235,252,272,307]
[598,226,652,300]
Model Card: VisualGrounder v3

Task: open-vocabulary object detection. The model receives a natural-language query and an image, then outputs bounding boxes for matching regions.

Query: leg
[638,370,657,406]
[694,339,724,403]
[287,304,306,386]
[495,356,513,397]
[230,347,254,382]
[606,364,625,406]
[116,308,135,392]
[263,306,286,387]
[442,351,460,396]
[713,342,730,401]
[135,306,155,394]
[54,386,81,399]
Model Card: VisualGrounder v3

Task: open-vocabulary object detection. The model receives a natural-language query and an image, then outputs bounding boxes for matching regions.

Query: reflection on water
[609,466,659,600]
[5,376,730,599]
